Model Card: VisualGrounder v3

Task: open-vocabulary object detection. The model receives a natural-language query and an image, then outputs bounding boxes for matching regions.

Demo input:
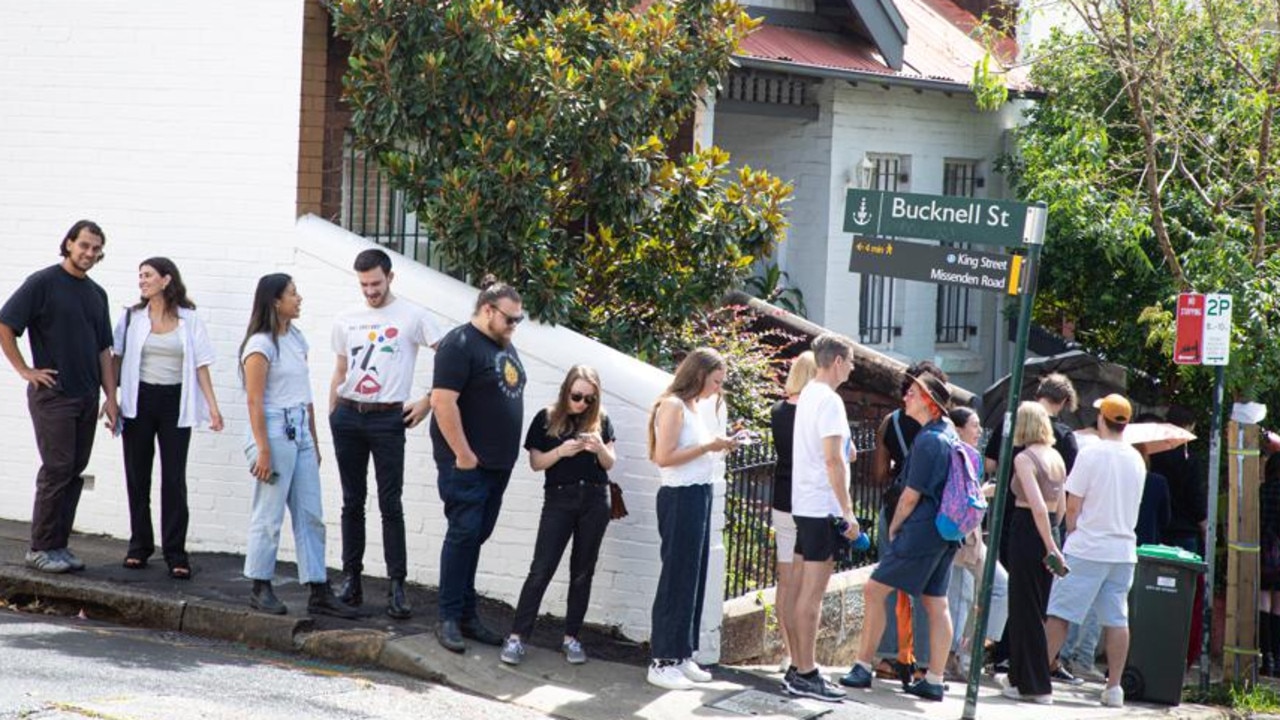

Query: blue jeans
[244,406,328,584]
[437,464,511,622]
[330,405,407,579]
[651,483,712,660]
[948,560,1009,653]
[1063,607,1101,668]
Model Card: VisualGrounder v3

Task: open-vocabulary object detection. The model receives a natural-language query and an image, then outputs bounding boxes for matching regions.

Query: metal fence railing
[723,417,883,601]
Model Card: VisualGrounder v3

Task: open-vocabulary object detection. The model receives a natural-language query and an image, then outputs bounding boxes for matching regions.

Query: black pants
[1006,508,1055,696]
[330,405,407,579]
[122,383,191,566]
[511,483,611,639]
[27,385,96,552]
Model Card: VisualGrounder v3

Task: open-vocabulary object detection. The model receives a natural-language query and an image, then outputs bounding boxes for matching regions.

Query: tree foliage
[1006,0,1280,403]
[331,0,792,362]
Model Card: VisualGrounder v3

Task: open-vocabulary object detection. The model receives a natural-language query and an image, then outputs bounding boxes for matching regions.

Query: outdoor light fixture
[859,155,876,188]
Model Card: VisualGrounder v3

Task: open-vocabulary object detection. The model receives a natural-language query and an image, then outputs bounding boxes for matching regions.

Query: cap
[911,372,951,410]
[1093,394,1132,424]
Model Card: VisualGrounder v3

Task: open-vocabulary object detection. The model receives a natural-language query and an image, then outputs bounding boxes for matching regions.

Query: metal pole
[962,203,1046,720]
[1199,364,1225,690]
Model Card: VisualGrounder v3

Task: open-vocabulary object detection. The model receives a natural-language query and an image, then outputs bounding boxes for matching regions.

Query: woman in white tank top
[644,348,740,690]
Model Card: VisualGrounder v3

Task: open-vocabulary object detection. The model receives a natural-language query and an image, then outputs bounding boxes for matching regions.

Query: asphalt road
[0,607,553,720]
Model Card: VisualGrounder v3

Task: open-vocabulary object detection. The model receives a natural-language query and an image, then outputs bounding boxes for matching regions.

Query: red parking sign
[1174,293,1204,364]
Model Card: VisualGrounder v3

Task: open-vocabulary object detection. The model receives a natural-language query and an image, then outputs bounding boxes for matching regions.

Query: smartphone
[1045,553,1070,577]
[244,445,279,483]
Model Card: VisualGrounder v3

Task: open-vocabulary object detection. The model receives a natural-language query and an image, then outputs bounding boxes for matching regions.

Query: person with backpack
[999,401,1066,705]
[841,371,957,702]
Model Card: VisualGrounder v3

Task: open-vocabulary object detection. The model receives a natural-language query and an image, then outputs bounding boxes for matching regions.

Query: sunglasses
[489,304,524,326]
[569,393,597,404]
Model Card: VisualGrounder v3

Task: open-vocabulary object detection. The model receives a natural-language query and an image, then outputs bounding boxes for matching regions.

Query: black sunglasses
[570,393,597,404]
[489,304,524,326]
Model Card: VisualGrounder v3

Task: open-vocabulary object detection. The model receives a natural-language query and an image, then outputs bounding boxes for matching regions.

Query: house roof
[737,0,1030,93]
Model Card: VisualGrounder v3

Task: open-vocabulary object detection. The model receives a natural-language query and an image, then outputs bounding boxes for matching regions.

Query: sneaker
[647,662,695,691]
[562,638,587,665]
[781,666,798,691]
[500,637,525,666]
[1051,664,1085,686]
[839,663,874,688]
[785,671,846,702]
[25,550,70,574]
[1101,685,1124,708]
[999,675,1052,704]
[904,677,946,702]
[677,658,712,682]
[55,549,85,572]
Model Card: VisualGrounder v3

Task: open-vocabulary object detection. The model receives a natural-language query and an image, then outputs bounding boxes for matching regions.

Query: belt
[337,397,402,414]
[547,480,609,490]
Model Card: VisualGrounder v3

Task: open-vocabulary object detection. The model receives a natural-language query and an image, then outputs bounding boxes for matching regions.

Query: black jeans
[650,483,712,660]
[437,464,511,622]
[122,383,191,566]
[27,385,96,552]
[330,405,408,579]
[511,482,611,639]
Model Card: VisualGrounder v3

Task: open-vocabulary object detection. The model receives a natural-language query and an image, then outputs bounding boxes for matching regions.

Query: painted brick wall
[0,1,729,652]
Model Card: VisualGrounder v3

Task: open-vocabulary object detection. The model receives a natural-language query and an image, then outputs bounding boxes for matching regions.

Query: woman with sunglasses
[500,365,616,666]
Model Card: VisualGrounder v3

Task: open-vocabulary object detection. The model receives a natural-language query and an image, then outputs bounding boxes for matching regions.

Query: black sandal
[123,557,147,570]
[169,565,192,580]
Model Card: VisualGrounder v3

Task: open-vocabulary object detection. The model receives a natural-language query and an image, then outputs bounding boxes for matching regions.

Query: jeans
[511,482,611,638]
[330,405,407,579]
[875,511,931,665]
[948,560,1009,653]
[243,406,328,584]
[651,483,712,660]
[437,464,511,622]
[122,383,191,566]
[1062,607,1101,669]
[27,385,96,552]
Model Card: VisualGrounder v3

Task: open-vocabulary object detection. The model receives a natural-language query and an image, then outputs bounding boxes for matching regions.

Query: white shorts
[773,509,797,563]
[1046,555,1136,628]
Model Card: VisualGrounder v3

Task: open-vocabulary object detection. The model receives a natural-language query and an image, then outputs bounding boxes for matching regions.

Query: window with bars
[858,155,905,345]
[936,160,978,344]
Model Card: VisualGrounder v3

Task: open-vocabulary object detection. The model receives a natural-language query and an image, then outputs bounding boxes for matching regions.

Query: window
[936,160,978,344]
[858,155,906,345]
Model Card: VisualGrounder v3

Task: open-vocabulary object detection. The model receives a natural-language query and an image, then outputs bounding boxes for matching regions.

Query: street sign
[843,189,1032,248]
[1203,293,1232,365]
[848,236,1025,295]
[1174,293,1204,365]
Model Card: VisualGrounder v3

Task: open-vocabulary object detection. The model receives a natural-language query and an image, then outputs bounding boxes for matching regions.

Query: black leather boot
[337,573,363,607]
[386,579,412,620]
[250,580,287,615]
[308,582,359,619]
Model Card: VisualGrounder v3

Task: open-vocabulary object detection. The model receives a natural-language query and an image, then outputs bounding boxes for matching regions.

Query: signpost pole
[1200,364,1226,690]
[962,202,1047,720]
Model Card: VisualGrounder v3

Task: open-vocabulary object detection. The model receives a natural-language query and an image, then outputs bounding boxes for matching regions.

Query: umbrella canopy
[980,350,1129,431]
[1074,422,1196,455]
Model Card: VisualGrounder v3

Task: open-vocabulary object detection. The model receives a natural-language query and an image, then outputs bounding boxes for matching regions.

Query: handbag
[608,481,628,520]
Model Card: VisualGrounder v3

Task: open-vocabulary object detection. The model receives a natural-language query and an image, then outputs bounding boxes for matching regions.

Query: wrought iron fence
[723,417,883,601]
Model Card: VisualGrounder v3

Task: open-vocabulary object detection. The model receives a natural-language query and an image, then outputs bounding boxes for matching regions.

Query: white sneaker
[677,658,713,683]
[1101,685,1124,707]
[648,663,695,690]
[1000,675,1052,705]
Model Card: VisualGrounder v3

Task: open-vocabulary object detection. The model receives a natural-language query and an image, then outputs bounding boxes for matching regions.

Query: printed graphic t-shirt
[430,323,526,470]
[331,298,442,403]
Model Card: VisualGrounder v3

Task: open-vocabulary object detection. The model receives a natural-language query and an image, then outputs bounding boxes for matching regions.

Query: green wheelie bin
[1122,544,1207,705]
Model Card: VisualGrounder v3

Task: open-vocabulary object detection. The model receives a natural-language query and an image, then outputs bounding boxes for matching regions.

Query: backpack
[935,436,988,542]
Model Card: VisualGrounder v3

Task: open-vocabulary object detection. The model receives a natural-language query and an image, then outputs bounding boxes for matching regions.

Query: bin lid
[1137,543,1207,571]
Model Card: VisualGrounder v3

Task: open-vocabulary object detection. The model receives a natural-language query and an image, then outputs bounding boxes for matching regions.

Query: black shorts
[793,516,841,562]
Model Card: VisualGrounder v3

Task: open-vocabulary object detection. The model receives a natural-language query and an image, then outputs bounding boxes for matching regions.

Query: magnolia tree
[331,0,792,362]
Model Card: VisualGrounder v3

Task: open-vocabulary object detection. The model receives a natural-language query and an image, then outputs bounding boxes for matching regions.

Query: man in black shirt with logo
[0,220,118,574]
[430,277,526,652]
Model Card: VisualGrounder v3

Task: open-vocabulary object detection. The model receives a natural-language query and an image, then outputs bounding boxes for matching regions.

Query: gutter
[736,56,1045,100]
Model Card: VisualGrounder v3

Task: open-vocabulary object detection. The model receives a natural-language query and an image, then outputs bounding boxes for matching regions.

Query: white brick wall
[0,1,729,653]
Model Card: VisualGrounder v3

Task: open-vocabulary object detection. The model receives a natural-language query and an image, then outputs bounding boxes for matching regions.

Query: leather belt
[337,397,402,414]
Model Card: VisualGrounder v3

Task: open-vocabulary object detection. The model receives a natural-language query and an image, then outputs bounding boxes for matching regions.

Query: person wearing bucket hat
[1041,392,1145,708]
[842,371,957,701]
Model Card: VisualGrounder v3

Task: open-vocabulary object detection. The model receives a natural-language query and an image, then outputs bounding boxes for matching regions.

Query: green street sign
[843,189,1032,248]
[849,236,1026,295]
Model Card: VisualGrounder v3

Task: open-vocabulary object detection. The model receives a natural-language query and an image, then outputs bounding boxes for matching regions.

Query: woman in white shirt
[112,257,222,580]
[645,347,738,691]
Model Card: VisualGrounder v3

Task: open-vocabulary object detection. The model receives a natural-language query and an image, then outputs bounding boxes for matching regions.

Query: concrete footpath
[0,519,1237,720]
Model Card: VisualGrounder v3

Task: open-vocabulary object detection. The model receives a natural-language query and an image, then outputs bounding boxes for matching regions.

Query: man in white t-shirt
[329,248,441,619]
[782,333,857,703]
[1043,393,1146,708]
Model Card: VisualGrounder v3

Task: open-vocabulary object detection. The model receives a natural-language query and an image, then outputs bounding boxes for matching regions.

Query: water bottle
[832,516,871,552]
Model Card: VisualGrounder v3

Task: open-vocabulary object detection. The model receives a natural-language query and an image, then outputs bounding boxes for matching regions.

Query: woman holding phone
[500,365,616,666]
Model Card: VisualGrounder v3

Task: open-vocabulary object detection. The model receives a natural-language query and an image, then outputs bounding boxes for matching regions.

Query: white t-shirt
[330,297,442,403]
[790,380,852,518]
[1062,438,1147,563]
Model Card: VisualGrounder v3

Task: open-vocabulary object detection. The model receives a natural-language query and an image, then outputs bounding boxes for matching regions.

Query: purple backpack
[935,436,987,541]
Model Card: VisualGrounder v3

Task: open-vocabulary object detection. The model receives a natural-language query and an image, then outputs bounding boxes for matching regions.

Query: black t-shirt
[524,407,615,488]
[429,323,526,470]
[0,264,111,398]
[983,416,1078,473]
[1150,446,1207,540]
[884,409,922,477]
[770,400,796,513]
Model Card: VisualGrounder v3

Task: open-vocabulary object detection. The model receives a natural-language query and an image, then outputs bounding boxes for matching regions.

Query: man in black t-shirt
[0,221,118,574]
[429,278,526,653]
